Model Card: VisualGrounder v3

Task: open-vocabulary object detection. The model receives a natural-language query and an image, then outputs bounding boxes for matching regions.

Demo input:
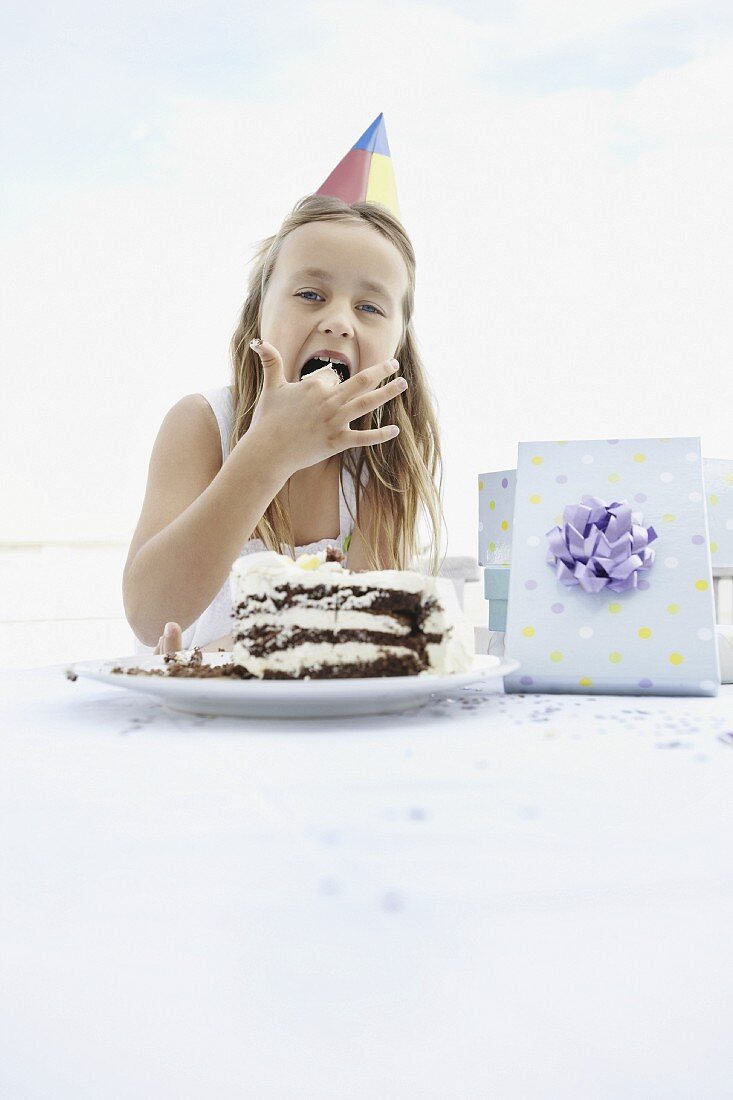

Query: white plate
[69,653,521,719]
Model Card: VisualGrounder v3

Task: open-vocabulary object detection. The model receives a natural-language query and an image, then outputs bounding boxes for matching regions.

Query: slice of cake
[229,548,474,679]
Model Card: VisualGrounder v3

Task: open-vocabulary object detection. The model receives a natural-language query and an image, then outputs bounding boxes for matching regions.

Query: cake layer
[233,575,449,642]
[235,585,435,620]
[232,640,421,679]
[233,625,442,655]
[233,607,415,636]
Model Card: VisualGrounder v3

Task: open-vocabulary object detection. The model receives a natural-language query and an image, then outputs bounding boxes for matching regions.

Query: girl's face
[259,220,409,384]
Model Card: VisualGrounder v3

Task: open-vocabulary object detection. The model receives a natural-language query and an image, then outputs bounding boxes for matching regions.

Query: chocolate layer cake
[229,549,473,679]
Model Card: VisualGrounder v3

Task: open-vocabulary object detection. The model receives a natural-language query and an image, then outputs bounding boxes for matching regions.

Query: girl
[122,194,444,655]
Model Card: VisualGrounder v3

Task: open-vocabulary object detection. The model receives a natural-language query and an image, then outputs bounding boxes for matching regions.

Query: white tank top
[133,386,363,654]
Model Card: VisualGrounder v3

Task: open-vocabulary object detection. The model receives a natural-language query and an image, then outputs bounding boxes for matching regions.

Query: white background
[2,0,733,659]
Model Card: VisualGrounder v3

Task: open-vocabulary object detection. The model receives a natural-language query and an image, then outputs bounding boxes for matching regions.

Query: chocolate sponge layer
[236,584,439,629]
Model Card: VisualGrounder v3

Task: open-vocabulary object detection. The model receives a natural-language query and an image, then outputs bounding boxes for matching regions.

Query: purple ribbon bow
[546,496,657,594]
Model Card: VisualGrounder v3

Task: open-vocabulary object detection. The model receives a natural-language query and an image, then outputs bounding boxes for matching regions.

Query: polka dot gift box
[705,458,733,626]
[477,470,516,565]
[704,458,733,571]
[503,438,720,696]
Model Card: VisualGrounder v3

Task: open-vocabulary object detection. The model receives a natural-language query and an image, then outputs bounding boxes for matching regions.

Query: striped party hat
[315,112,400,220]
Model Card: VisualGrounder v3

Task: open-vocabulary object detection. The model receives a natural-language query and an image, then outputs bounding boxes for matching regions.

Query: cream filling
[233,608,411,636]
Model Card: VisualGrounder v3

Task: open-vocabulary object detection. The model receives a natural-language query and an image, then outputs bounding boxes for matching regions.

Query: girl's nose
[319,315,353,339]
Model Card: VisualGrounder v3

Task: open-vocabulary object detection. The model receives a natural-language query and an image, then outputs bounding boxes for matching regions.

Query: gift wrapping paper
[479,459,733,571]
[503,438,720,696]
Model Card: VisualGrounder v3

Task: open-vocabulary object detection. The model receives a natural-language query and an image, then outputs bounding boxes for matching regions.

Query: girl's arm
[125,346,405,646]
[124,395,291,647]
[345,483,398,571]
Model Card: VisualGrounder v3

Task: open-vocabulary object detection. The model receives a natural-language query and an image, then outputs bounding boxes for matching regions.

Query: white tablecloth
[2,666,733,1099]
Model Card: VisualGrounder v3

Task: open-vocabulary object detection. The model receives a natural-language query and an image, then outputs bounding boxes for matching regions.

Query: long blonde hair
[227,193,445,574]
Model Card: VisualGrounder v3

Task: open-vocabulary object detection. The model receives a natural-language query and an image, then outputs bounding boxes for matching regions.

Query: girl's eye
[295,291,383,316]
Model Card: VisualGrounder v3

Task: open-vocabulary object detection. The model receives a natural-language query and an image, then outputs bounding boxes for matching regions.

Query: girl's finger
[345,425,400,448]
[250,339,286,388]
[338,357,401,397]
[340,376,408,421]
[162,622,183,654]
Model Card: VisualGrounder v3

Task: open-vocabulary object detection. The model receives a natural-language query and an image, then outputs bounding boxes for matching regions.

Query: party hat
[316,112,400,220]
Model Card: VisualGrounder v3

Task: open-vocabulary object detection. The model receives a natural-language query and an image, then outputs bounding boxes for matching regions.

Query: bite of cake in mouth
[298,353,351,383]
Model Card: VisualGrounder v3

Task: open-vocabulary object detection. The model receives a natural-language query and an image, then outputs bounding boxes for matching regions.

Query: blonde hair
[227,193,445,574]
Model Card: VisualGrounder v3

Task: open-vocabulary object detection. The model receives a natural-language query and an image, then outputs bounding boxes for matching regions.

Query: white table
[2,666,733,1099]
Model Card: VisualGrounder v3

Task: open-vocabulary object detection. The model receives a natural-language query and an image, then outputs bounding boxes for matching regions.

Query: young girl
[123,194,444,655]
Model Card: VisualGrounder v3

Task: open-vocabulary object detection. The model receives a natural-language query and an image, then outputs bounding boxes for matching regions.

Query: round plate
[69,653,521,719]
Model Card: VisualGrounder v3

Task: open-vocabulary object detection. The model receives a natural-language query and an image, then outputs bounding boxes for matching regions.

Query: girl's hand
[153,623,233,654]
[153,622,183,655]
[248,340,407,473]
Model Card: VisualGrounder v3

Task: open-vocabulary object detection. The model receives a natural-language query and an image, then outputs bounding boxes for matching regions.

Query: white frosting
[228,549,473,677]
[230,549,433,599]
[427,577,476,674]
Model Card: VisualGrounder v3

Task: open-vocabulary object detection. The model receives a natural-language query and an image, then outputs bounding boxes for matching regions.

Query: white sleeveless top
[133,386,363,654]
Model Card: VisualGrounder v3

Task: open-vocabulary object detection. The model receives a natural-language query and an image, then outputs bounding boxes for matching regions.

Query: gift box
[483,564,510,630]
[704,459,733,625]
[479,438,720,696]
[477,470,516,565]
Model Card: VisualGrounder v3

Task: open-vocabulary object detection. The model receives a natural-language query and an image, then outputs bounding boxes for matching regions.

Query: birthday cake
[229,548,473,679]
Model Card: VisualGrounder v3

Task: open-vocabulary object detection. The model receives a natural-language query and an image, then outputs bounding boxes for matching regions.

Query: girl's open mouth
[299,356,350,384]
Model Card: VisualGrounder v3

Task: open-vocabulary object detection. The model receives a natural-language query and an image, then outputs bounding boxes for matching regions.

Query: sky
[2,0,733,555]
